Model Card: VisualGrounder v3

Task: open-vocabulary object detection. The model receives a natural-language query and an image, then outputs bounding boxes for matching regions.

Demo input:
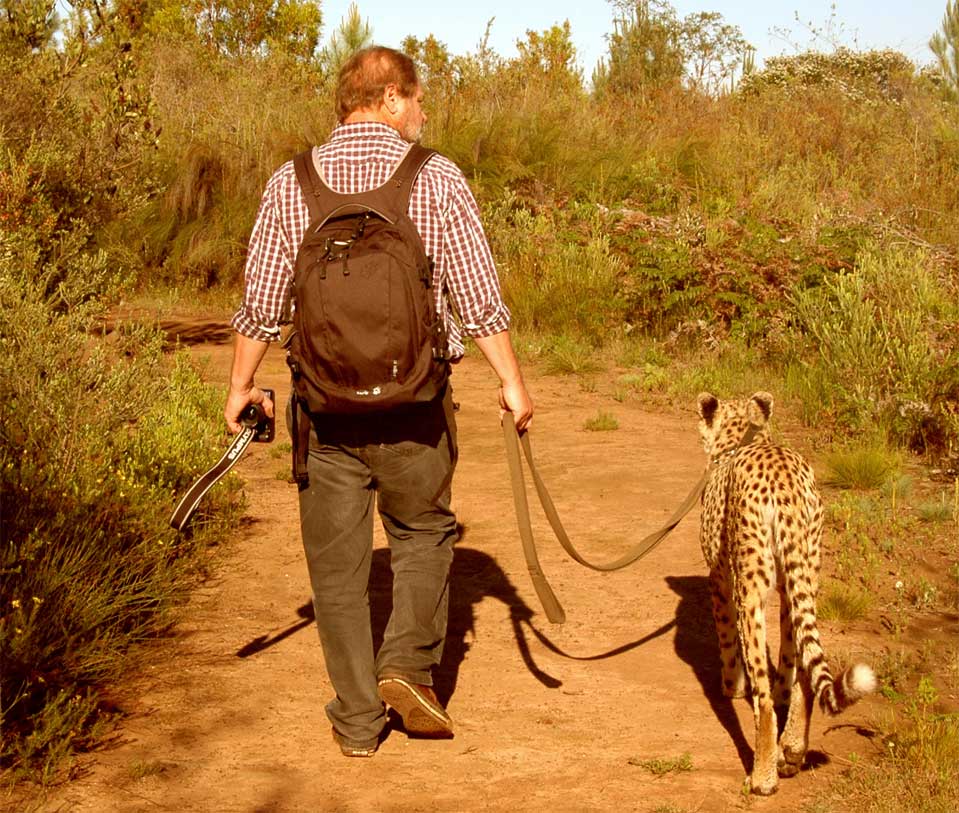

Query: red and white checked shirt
[232,121,510,359]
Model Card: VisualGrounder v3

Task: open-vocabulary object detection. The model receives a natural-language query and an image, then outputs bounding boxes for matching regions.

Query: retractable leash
[169,389,275,532]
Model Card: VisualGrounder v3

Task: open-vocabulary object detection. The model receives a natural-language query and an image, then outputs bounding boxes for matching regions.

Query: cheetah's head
[697,392,774,457]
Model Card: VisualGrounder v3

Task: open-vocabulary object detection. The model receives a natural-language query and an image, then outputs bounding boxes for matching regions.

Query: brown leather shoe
[331,727,379,758]
[377,677,453,737]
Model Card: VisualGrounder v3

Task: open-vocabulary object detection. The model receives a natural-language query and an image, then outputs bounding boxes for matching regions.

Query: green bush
[485,195,628,344]
[785,245,959,454]
[823,445,901,491]
[0,211,243,782]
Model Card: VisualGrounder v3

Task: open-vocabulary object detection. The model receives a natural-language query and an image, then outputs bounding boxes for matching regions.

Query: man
[224,46,533,758]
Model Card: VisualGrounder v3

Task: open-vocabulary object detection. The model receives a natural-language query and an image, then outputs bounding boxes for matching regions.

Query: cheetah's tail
[818,663,877,715]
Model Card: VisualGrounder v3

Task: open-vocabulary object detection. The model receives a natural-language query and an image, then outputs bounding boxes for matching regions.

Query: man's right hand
[225,385,275,435]
[225,333,273,433]
[473,330,533,432]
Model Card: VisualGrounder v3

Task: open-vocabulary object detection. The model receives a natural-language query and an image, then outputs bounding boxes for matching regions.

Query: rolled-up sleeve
[231,172,295,342]
[439,175,511,339]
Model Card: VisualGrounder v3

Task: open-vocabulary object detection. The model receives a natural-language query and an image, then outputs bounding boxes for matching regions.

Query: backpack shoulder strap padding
[386,143,436,210]
[293,144,437,226]
[292,148,327,224]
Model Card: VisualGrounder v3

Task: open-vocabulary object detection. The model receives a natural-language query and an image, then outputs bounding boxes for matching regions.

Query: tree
[680,11,748,96]
[402,33,453,90]
[515,20,583,94]
[190,0,322,60]
[930,0,959,100]
[319,1,371,77]
[0,0,59,52]
[594,0,684,100]
[594,0,749,99]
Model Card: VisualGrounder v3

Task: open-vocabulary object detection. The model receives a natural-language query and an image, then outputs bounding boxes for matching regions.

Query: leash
[170,390,275,532]
[501,416,707,624]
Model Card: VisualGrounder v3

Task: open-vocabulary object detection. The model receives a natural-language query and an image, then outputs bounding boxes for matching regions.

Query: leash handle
[502,417,566,625]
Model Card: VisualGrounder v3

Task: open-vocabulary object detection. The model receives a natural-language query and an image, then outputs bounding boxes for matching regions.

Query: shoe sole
[377,678,453,736]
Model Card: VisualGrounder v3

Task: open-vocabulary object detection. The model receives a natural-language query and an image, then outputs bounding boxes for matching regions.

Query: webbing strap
[502,417,707,623]
[292,144,436,226]
[170,396,274,532]
[170,426,257,531]
[502,418,567,624]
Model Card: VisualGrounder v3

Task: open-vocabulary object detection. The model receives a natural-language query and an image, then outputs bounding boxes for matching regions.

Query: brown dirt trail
[30,325,881,812]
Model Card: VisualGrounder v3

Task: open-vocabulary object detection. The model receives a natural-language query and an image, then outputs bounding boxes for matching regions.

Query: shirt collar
[329,121,406,143]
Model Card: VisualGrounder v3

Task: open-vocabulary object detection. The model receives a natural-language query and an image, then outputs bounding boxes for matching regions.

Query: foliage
[319,1,371,78]
[135,0,323,60]
[594,0,685,100]
[818,582,874,621]
[738,48,914,101]
[0,9,245,780]
[785,246,959,454]
[594,1,747,98]
[823,678,959,812]
[0,0,59,51]
[584,410,620,431]
[823,446,901,491]
[0,244,244,780]
[627,751,693,775]
[930,0,959,102]
[484,195,627,343]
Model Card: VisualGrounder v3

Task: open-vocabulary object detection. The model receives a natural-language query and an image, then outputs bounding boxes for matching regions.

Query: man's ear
[382,83,400,114]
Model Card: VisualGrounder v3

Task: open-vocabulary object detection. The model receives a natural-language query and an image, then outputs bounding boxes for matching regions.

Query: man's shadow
[370,535,562,706]
[665,574,753,771]
[237,527,561,705]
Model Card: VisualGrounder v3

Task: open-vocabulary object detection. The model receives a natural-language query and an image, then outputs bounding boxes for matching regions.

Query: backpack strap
[292,149,327,224]
[292,144,436,225]
[385,143,436,212]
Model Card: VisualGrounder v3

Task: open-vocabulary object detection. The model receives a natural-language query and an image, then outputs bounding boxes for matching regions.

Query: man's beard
[402,117,423,143]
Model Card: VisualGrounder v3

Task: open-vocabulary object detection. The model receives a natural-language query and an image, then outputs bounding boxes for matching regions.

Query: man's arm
[224,333,274,434]
[472,330,533,430]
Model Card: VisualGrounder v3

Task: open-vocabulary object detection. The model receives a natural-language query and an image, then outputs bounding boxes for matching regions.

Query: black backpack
[286,144,450,482]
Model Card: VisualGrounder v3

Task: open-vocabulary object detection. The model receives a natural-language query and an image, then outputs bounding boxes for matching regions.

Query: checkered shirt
[231,121,510,359]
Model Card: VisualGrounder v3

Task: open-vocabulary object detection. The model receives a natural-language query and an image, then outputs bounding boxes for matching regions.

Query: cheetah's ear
[697,393,719,424]
[747,391,774,425]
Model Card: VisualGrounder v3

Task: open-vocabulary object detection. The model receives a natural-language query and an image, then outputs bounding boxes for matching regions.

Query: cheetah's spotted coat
[697,391,876,795]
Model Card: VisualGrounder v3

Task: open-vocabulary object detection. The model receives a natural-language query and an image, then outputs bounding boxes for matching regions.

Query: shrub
[818,582,873,621]
[485,195,628,344]
[825,678,959,812]
[0,227,243,782]
[823,446,900,491]
[785,245,959,455]
[584,410,620,431]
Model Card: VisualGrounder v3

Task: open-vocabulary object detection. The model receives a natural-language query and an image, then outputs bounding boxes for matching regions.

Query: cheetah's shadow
[666,574,753,770]
[666,575,831,774]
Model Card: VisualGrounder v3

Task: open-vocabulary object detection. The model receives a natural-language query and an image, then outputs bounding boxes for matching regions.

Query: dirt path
[34,327,881,813]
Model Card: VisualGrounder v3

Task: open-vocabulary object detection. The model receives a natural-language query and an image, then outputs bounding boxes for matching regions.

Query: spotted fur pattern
[697,392,876,796]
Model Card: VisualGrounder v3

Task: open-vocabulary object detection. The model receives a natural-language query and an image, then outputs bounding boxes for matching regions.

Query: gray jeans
[291,390,458,746]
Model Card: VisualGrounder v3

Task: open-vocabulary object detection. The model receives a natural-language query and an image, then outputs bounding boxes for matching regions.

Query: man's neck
[343,111,392,128]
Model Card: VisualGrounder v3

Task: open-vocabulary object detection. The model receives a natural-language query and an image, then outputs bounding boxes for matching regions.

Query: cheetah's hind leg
[709,565,746,698]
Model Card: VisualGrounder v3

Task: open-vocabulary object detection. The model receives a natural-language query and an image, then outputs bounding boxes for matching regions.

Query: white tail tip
[849,663,877,696]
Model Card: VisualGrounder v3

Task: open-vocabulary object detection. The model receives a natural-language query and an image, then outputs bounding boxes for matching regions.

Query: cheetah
[696,391,876,796]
